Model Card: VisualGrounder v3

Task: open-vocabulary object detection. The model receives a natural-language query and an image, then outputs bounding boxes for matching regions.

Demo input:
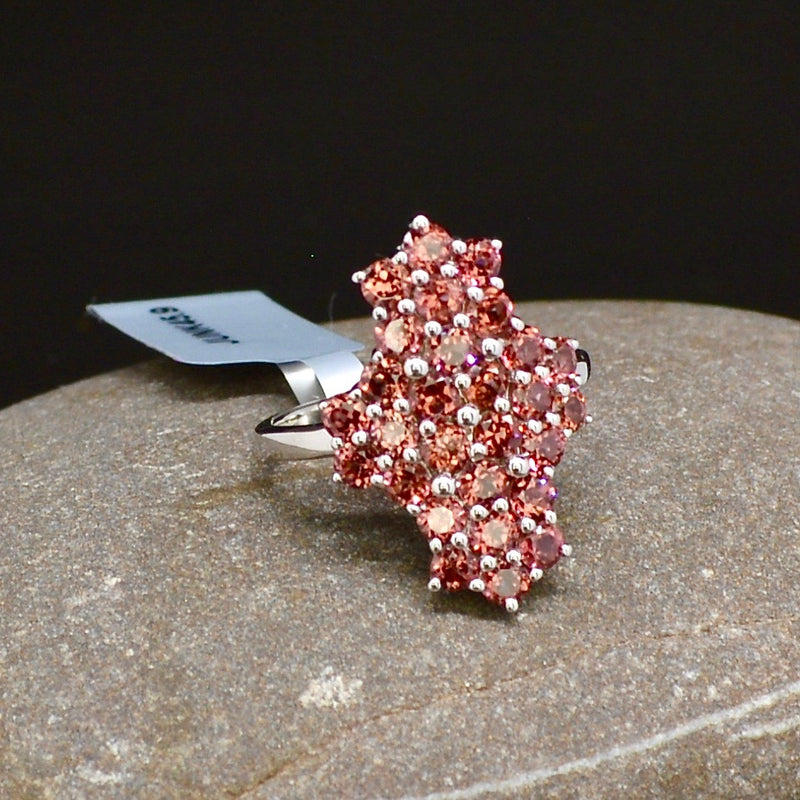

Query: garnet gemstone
[320,218,589,608]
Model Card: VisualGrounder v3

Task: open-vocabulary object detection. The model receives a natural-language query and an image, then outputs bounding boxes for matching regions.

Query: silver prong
[510,316,525,331]
[406,503,421,516]
[527,419,543,434]
[350,430,369,447]
[520,517,536,533]
[393,397,411,413]
[504,597,519,613]
[424,320,443,337]
[481,338,504,358]
[397,298,416,315]
[410,214,430,233]
[543,337,557,350]
[392,251,408,265]
[469,442,488,460]
[429,537,443,554]
[491,497,509,514]
[469,578,486,593]
[411,269,430,286]
[470,504,489,521]
[419,419,436,437]
[366,403,383,419]
[351,270,367,283]
[451,531,469,549]
[480,555,497,571]
[453,312,470,329]
[403,357,429,379]
[506,549,522,565]
[440,262,459,278]
[530,567,544,582]
[544,509,557,525]
[451,239,467,255]
[467,286,485,302]
[369,474,385,487]
[372,306,388,322]
[561,543,573,557]
[402,446,419,462]
[428,576,442,592]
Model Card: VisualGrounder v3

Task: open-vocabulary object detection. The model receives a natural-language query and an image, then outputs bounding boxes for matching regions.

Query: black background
[4,5,798,410]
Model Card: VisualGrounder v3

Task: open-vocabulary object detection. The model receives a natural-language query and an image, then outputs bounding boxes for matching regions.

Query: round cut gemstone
[475,515,515,551]
[519,381,553,414]
[430,547,480,592]
[527,428,566,464]
[418,502,465,538]
[385,460,430,505]
[377,317,418,354]
[564,395,586,425]
[459,238,502,281]
[322,395,366,436]
[459,464,507,503]
[361,258,407,305]
[552,343,577,376]
[407,224,453,268]
[377,418,410,448]
[519,525,565,569]
[414,380,460,417]
[333,444,376,488]
[467,367,506,408]
[415,279,464,322]
[518,477,557,511]
[420,427,469,472]
[472,287,513,334]
[512,330,544,367]
[434,331,472,370]
[488,568,522,599]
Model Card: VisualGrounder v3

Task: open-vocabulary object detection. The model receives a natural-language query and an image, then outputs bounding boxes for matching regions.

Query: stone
[1,299,799,797]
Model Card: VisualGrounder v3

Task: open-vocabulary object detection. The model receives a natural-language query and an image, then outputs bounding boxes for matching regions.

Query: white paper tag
[88,291,365,399]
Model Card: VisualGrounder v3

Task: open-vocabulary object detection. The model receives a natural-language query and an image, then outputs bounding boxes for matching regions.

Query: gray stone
[1,300,799,799]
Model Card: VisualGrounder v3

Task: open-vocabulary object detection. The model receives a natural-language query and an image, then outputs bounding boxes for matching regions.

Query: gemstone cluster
[321,216,590,611]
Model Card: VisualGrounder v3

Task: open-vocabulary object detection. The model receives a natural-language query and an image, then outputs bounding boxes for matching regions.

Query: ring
[258,215,591,611]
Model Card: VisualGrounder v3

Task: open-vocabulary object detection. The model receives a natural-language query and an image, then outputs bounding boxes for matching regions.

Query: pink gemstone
[564,395,585,425]
[487,568,523,600]
[527,428,566,464]
[361,258,408,305]
[518,477,557,511]
[552,343,577,375]
[522,381,553,414]
[418,501,466,539]
[432,331,472,371]
[459,464,507,504]
[512,330,544,367]
[519,525,565,569]
[376,317,421,355]
[376,418,411,449]
[474,515,516,552]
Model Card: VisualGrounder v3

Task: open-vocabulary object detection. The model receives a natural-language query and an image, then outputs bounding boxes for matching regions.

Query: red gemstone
[519,525,565,569]
[361,258,407,305]
[420,427,469,472]
[467,366,506,408]
[359,359,405,404]
[472,287,513,335]
[385,460,430,505]
[414,380,460,417]
[333,444,376,488]
[459,238,502,282]
[375,317,422,355]
[430,547,480,592]
[415,278,464,323]
[321,395,366,436]
[515,380,553,415]
[406,224,453,268]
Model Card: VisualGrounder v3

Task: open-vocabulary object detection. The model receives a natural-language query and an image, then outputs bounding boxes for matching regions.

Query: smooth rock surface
[1,300,799,799]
